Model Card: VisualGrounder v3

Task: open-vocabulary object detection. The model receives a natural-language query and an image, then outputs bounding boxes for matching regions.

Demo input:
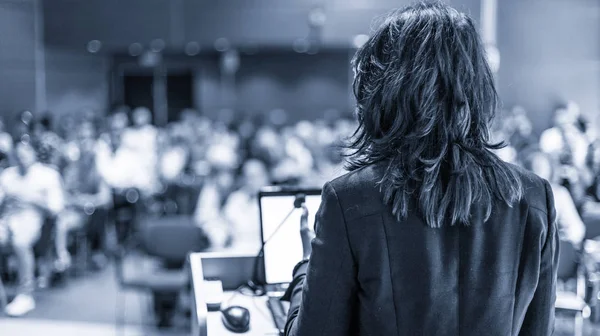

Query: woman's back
[285,162,556,336]
[282,3,557,336]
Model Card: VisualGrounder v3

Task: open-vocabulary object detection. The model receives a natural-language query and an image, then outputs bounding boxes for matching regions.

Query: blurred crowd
[1,100,599,321]
[0,106,354,318]
[491,101,600,249]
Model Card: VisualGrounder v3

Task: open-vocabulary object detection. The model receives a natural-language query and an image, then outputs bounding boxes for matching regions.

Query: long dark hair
[346,1,523,228]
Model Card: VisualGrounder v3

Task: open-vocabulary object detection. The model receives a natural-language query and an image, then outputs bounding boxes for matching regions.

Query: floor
[0,319,146,336]
[2,258,600,336]
[0,257,188,336]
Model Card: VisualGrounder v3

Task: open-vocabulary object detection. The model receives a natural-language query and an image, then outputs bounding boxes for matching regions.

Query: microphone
[293,193,306,209]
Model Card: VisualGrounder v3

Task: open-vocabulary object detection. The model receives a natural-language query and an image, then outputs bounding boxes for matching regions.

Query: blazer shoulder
[327,164,386,221]
[505,163,549,214]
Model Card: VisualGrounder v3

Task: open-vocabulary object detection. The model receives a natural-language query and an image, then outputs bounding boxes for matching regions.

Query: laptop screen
[259,187,322,285]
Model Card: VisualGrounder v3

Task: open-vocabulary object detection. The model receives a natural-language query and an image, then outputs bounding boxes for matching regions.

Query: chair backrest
[141,216,209,264]
[557,239,579,280]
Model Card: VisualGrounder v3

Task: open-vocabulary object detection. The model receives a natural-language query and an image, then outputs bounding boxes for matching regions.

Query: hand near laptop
[300,204,315,259]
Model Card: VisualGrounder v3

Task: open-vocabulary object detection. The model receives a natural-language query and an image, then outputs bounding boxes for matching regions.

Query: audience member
[1,101,595,323]
[524,151,586,246]
[121,107,160,196]
[56,120,112,271]
[221,159,270,252]
[0,140,64,316]
[193,166,236,249]
[30,116,64,169]
[0,118,13,169]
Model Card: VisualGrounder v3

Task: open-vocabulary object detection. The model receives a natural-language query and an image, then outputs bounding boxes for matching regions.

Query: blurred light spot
[20,134,30,144]
[269,109,288,126]
[293,39,309,53]
[125,189,139,203]
[185,41,201,56]
[66,145,81,161]
[353,34,369,48]
[296,120,314,139]
[214,38,230,52]
[150,39,165,52]
[164,200,178,214]
[139,51,162,67]
[87,40,102,53]
[21,111,33,124]
[221,49,240,74]
[129,43,143,56]
[308,7,327,27]
[181,174,196,185]
[83,203,95,215]
[146,199,160,212]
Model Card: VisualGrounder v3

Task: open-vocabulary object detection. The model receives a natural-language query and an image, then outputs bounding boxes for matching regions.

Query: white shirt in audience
[0,163,65,244]
[540,126,589,169]
[551,183,586,245]
[160,146,188,181]
[95,139,156,193]
[222,190,262,252]
[193,182,230,249]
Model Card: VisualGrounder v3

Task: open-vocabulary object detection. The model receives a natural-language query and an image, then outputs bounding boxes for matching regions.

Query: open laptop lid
[258,186,322,286]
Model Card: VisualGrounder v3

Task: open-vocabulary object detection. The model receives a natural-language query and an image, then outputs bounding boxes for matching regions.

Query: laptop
[258,187,322,334]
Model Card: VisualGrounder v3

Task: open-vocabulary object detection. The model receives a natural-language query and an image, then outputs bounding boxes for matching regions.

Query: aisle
[1,257,188,335]
[23,262,146,325]
[0,319,144,336]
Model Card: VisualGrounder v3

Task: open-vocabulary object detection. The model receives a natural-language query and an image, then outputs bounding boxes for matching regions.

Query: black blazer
[283,163,558,336]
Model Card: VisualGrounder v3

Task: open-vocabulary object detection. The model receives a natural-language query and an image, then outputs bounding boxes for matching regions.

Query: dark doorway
[123,74,155,122]
[167,71,194,123]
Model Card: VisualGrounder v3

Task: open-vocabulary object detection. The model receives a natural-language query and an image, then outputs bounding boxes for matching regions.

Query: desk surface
[207,291,282,336]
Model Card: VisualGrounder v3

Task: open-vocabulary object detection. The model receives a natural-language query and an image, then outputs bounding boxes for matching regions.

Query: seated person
[0,118,13,169]
[0,139,64,317]
[96,110,157,196]
[523,151,586,246]
[55,120,111,270]
[30,116,64,169]
[540,104,591,172]
[120,107,160,197]
[193,167,235,249]
[586,140,600,202]
[221,159,270,252]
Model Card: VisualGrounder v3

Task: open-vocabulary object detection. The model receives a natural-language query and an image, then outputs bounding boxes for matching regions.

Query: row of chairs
[0,209,108,289]
[555,210,600,336]
[0,187,140,316]
[114,216,209,330]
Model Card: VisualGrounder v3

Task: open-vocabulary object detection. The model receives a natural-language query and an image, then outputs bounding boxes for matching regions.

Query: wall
[0,0,110,124]
[0,0,36,120]
[217,51,351,121]
[43,0,480,50]
[42,0,481,122]
[496,0,600,133]
[44,48,109,116]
